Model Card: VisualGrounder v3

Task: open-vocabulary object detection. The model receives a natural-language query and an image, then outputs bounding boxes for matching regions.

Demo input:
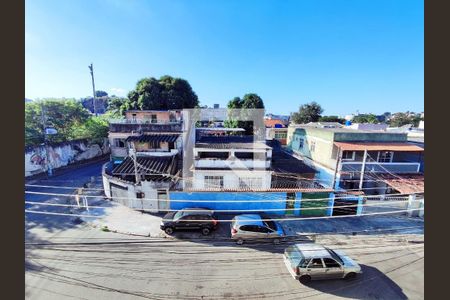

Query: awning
[334,142,424,152]
[376,174,424,194]
[126,134,179,143]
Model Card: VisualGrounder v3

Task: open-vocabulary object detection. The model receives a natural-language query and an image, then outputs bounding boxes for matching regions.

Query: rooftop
[112,155,179,182]
[292,124,404,135]
[294,243,332,259]
[334,142,424,152]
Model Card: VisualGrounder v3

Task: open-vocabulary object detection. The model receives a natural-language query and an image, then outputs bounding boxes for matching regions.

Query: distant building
[347,123,388,131]
[264,117,289,145]
[287,125,424,195]
[25,98,33,103]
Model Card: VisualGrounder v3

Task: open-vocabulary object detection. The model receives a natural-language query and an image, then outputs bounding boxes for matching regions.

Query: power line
[25,207,424,222]
[24,190,416,203]
[24,199,419,212]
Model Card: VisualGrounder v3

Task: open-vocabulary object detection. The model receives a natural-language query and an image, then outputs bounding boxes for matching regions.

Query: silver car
[283,243,362,283]
[230,214,285,245]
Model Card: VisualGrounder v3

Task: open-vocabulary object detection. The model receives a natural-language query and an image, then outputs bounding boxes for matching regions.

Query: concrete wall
[169,192,287,215]
[25,139,109,177]
[192,170,272,190]
[103,173,170,212]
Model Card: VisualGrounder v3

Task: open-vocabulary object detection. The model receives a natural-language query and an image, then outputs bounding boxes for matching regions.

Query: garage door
[332,200,358,216]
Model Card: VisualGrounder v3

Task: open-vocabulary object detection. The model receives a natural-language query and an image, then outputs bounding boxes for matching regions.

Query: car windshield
[327,248,344,265]
[285,246,303,267]
[173,211,184,220]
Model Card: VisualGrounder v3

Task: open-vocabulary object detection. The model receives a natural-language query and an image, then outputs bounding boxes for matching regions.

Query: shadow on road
[302,264,408,299]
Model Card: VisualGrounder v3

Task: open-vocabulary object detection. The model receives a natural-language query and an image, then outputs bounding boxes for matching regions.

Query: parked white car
[283,243,362,283]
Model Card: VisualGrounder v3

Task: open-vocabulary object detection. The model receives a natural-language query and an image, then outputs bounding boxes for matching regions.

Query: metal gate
[332,199,358,216]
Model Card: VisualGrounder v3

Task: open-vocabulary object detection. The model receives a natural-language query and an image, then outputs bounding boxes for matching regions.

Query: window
[323,258,341,268]
[310,141,316,152]
[308,258,324,268]
[342,151,355,160]
[299,138,304,149]
[151,114,157,123]
[239,177,263,189]
[132,113,137,121]
[204,176,224,189]
[114,138,125,148]
[378,151,394,163]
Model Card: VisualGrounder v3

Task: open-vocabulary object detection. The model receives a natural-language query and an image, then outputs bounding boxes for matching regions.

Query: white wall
[192,170,272,190]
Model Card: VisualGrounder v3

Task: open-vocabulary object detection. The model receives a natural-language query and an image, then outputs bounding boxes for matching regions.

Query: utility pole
[40,102,52,177]
[358,149,368,190]
[129,142,141,184]
[88,63,97,116]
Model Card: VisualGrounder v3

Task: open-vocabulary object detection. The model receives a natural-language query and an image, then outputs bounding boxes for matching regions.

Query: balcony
[194,158,270,169]
[340,161,421,174]
[109,120,183,133]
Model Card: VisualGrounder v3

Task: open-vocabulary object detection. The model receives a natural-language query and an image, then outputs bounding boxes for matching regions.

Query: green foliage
[389,113,422,127]
[25,98,107,147]
[318,115,345,123]
[95,90,108,97]
[352,114,379,124]
[291,102,323,124]
[127,75,199,110]
[225,93,265,134]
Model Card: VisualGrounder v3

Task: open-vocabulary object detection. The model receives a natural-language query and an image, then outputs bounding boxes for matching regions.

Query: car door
[176,215,190,229]
[239,225,260,239]
[306,258,326,279]
[323,258,345,279]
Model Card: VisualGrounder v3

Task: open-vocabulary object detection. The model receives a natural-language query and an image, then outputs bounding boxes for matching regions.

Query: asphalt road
[25,160,424,300]
[25,226,424,300]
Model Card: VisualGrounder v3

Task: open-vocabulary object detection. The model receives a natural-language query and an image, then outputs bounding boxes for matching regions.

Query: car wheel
[299,275,311,284]
[201,228,211,236]
[273,238,280,245]
[236,239,244,245]
[164,227,174,235]
[344,272,357,280]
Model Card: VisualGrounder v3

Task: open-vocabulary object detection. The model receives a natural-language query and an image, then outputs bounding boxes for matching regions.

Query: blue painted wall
[169,192,287,215]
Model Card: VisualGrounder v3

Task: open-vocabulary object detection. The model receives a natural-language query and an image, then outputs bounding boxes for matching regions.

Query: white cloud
[110,87,126,96]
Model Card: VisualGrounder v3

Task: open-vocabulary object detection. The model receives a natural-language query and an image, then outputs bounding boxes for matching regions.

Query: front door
[323,258,345,279]
[306,258,326,279]
[157,190,169,212]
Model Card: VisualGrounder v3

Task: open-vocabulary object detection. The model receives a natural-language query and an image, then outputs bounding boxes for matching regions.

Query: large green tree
[291,102,323,124]
[25,99,93,146]
[224,93,265,134]
[127,75,199,110]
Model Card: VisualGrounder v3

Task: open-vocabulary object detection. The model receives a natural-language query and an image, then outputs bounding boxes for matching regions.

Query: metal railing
[340,161,421,173]
[108,119,181,125]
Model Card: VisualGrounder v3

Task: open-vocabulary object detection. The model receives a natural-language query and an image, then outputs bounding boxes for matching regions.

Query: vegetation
[25,99,109,146]
[224,93,265,134]
[318,115,345,124]
[291,102,323,124]
[126,75,199,110]
[389,112,423,127]
[352,114,379,124]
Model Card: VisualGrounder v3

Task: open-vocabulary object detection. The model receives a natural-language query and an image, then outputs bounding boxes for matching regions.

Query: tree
[25,99,91,146]
[291,102,323,124]
[224,93,265,134]
[127,75,199,110]
[389,113,413,127]
[95,90,108,97]
[318,115,345,123]
[352,114,379,124]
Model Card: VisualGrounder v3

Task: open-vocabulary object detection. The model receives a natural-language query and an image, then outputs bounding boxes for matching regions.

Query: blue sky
[26,0,423,116]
